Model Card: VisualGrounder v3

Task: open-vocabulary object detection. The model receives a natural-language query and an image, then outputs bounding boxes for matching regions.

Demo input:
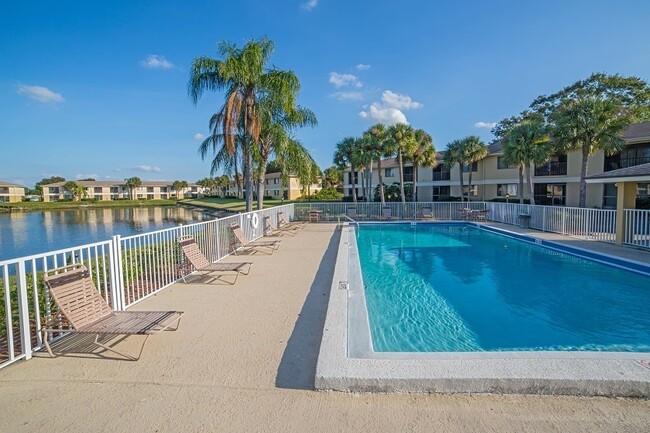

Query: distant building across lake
[41,180,202,202]
[0,181,26,203]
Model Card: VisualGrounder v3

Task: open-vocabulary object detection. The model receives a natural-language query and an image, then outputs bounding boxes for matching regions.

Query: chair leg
[93,334,150,361]
[42,330,55,357]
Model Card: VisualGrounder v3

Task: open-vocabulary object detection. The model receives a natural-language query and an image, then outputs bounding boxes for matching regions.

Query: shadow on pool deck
[275,227,341,390]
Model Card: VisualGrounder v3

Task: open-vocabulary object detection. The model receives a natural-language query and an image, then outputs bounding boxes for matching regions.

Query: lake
[0,206,218,261]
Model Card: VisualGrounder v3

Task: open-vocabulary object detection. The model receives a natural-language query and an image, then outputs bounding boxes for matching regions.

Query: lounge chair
[473,209,490,222]
[420,207,433,220]
[178,235,252,284]
[278,212,306,230]
[381,206,392,220]
[42,264,183,360]
[263,216,296,237]
[230,223,281,254]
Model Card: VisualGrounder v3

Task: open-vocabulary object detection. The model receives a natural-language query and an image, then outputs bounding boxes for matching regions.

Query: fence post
[542,206,546,232]
[16,261,32,360]
[110,235,125,311]
[562,207,566,236]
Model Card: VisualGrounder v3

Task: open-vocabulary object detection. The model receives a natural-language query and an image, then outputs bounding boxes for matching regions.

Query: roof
[0,181,26,188]
[585,162,650,183]
[622,121,650,143]
[487,142,503,155]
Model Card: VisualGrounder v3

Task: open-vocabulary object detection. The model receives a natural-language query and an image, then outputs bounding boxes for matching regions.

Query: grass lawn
[180,197,298,212]
[0,199,179,211]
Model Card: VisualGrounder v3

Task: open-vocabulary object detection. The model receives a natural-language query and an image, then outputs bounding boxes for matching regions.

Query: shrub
[490,198,531,204]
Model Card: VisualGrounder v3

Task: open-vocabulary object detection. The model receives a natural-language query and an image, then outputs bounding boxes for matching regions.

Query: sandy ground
[0,224,648,433]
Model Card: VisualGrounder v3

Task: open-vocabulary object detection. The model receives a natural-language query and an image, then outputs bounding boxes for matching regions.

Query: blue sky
[2,0,649,188]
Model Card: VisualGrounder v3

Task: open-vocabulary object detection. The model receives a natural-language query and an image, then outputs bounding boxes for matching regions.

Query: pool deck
[1,224,649,432]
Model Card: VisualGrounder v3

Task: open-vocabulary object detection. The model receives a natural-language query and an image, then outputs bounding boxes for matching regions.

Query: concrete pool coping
[314,222,650,397]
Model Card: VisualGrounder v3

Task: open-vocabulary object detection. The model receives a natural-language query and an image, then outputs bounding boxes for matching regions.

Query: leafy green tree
[364,124,395,204]
[63,181,86,201]
[124,177,141,200]
[172,180,189,198]
[503,120,550,205]
[34,176,65,195]
[352,137,375,201]
[322,166,343,188]
[461,136,488,203]
[189,37,306,212]
[550,97,628,207]
[409,129,436,203]
[443,140,466,202]
[216,175,231,196]
[334,137,360,202]
[196,177,217,195]
[386,124,416,203]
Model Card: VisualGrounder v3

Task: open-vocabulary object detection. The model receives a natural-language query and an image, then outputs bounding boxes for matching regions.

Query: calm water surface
[0,206,212,261]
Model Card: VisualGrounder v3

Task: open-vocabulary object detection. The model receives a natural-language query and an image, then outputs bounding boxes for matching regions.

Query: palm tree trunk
[467,168,473,203]
[377,159,385,204]
[243,144,254,212]
[398,149,406,203]
[518,165,524,204]
[368,161,373,202]
[361,168,367,201]
[351,168,357,203]
[257,163,267,210]
[458,164,465,202]
[579,143,589,208]
[526,162,536,206]
[412,162,418,203]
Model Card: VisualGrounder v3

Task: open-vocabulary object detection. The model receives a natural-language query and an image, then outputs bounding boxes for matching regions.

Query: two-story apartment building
[342,121,650,208]
[220,172,321,200]
[0,181,26,203]
[41,180,200,202]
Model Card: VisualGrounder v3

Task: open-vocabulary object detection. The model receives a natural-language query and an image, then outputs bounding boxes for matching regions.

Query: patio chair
[229,223,281,255]
[459,208,473,221]
[263,216,296,237]
[474,209,490,222]
[381,206,393,220]
[42,264,183,360]
[420,207,433,220]
[278,212,306,230]
[178,235,252,284]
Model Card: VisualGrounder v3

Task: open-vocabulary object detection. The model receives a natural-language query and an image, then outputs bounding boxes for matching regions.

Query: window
[462,162,478,172]
[265,179,269,185]
[462,185,479,196]
[605,144,650,171]
[432,166,450,181]
[432,186,450,201]
[385,168,395,178]
[403,166,414,182]
[94,187,102,193]
[110,187,118,193]
[535,154,567,176]
[274,178,278,184]
[534,183,566,206]
[161,194,168,199]
[497,157,516,169]
[497,184,518,197]
[146,187,154,192]
[273,190,278,196]
[147,194,154,200]
[94,195,102,200]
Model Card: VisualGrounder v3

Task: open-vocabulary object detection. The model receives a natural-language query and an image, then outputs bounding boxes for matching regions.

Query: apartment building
[0,181,26,203]
[342,121,650,208]
[221,172,321,200]
[41,180,201,202]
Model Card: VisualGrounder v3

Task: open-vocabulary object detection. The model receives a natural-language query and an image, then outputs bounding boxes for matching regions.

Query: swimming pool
[356,223,650,353]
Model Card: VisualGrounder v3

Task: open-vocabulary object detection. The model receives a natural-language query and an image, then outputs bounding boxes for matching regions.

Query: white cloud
[330,91,364,101]
[474,121,497,129]
[17,85,65,103]
[301,0,318,11]
[329,72,362,88]
[381,90,422,110]
[140,55,174,69]
[134,165,162,173]
[76,174,99,179]
[359,90,422,125]
[193,133,206,140]
[356,64,371,71]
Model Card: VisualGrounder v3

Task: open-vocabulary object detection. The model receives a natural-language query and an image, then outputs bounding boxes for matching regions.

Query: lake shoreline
[0,199,180,212]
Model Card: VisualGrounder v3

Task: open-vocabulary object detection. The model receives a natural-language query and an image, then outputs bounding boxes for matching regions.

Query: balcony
[535,162,567,176]
[605,156,650,172]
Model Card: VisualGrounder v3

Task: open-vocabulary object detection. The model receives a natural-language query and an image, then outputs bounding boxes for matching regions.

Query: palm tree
[334,137,360,202]
[322,166,342,189]
[462,136,488,203]
[364,124,394,204]
[409,129,436,203]
[503,120,550,205]
[353,137,374,201]
[386,124,416,203]
[172,180,189,199]
[188,37,304,212]
[443,140,466,202]
[124,177,141,200]
[549,97,628,207]
[216,175,230,197]
[63,181,86,201]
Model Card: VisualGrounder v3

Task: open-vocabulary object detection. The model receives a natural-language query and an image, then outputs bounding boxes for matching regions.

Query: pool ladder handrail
[337,213,360,232]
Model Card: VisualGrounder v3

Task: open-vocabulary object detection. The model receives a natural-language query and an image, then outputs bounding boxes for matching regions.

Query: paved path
[0,224,648,432]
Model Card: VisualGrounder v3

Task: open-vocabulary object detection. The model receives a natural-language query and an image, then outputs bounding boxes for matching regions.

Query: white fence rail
[624,209,650,248]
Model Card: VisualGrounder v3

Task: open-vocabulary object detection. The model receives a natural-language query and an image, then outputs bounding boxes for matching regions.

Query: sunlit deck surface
[1,224,649,433]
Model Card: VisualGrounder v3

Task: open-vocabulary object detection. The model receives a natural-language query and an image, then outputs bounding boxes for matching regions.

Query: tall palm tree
[503,120,550,205]
[443,140,466,202]
[188,37,303,212]
[353,137,374,201]
[409,129,437,203]
[334,137,360,202]
[364,124,394,204]
[462,136,488,203]
[549,97,627,207]
[386,124,416,203]
[124,177,142,200]
[64,181,86,201]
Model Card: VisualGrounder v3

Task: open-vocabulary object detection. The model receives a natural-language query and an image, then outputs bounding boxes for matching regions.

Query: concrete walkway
[0,224,648,433]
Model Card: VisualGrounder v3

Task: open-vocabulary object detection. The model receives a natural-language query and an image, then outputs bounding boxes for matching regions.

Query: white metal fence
[1,201,646,369]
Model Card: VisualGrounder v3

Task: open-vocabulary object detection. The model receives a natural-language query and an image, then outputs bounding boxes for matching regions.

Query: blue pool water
[357,223,650,352]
